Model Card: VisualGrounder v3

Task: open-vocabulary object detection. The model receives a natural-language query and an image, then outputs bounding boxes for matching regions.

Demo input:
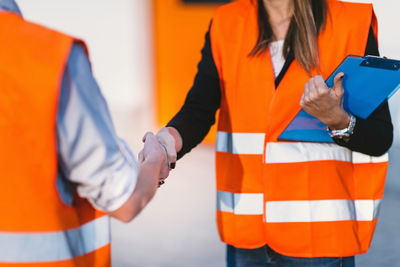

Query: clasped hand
[138,128,178,184]
[300,72,350,130]
[138,132,170,183]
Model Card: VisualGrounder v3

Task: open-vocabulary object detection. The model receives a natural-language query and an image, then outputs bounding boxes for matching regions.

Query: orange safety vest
[0,12,110,266]
[211,0,387,257]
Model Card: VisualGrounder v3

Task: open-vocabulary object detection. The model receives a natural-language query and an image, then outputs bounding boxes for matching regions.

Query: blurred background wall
[153,0,228,143]
[18,0,154,144]
[16,0,400,266]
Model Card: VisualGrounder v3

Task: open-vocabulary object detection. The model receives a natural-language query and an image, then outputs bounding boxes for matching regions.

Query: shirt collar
[0,0,22,16]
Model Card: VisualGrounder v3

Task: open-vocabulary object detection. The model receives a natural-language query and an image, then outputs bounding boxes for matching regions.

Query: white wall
[15,0,400,147]
[345,1,400,184]
[369,0,400,182]
[16,0,153,113]
[346,0,400,58]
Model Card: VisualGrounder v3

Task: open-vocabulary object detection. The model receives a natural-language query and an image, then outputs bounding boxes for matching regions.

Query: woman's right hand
[156,127,182,169]
[139,132,169,179]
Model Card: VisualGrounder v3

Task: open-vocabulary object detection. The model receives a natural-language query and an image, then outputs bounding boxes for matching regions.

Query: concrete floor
[111,145,225,267]
[110,110,400,267]
[356,152,400,267]
[110,110,225,267]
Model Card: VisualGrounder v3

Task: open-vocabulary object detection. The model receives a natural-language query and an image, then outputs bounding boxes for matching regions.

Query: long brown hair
[249,0,328,74]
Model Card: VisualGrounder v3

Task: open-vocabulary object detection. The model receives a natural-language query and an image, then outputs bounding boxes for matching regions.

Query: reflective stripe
[216,192,382,221]
[352,152,389,163]
[217,191,264,215]
[216,132,265,155]
[266,142,350,163]
[265,142,388,164]
[0,216,110,263]
[266,199,381,223]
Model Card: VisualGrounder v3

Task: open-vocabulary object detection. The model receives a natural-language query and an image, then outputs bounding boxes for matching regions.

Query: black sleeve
[333,26,393,156]
[169,25,393,159]
[167,24,221,159]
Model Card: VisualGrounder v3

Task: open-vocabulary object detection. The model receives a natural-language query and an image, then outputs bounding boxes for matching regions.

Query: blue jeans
[227,245,355,267]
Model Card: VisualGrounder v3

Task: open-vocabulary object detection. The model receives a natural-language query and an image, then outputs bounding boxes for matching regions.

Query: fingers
[138,150,144,163]
[158,142,170,171]
[141,128,179,184]
[137,130,174,188]
[159,164,170,180]
[141,132,161,162]
[158,143,170,180]
[300,74,348,126]
[156,128,177,169]
[313,75,328,95]
[153,143,170,180]
[300,75,328,107]
[159,141,176,168]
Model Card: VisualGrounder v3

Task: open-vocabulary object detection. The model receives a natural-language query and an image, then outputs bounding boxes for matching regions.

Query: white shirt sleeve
[57,42,138,212]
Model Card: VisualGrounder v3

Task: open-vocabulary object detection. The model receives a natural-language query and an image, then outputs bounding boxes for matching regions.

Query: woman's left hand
[300,72,350,130]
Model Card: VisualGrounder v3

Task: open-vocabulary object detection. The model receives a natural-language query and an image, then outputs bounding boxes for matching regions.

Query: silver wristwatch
[328,114,356,139]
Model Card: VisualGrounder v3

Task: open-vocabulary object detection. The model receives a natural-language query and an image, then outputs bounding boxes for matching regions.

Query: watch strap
[328,114,356,138]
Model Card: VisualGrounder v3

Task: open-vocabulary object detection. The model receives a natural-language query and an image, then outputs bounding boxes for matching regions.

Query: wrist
[137,162,160,203]
[328,114,356,140]
[325,110,351,130]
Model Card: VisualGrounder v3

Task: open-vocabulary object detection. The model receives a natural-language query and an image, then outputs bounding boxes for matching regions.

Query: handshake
[137,127,182,187]
[110,127,183,222]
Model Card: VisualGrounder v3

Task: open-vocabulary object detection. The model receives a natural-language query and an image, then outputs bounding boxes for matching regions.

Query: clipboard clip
[360,56,400,71]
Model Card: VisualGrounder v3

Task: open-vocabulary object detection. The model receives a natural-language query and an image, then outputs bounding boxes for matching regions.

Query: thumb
[142,132,153,143]
[332,72,345,97]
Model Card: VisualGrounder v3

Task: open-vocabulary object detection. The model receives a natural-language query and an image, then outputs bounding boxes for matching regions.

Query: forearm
[334,103,393,156]
[333,27,393,156]
[167,103,218,159]
[109,159,161,222]
[58,42,166,223]
[166,26,221,159]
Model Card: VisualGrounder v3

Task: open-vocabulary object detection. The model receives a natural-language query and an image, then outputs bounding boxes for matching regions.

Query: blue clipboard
[278,55,400,143]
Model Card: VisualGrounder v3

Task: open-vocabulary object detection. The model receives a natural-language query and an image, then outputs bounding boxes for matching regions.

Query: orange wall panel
[154,0,225,144]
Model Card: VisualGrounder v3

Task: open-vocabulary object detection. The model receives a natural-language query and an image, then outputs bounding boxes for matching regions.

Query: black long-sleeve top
[168,25,393,159]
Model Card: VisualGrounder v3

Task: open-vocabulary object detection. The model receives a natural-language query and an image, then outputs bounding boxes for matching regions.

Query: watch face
[329,115,356,139]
